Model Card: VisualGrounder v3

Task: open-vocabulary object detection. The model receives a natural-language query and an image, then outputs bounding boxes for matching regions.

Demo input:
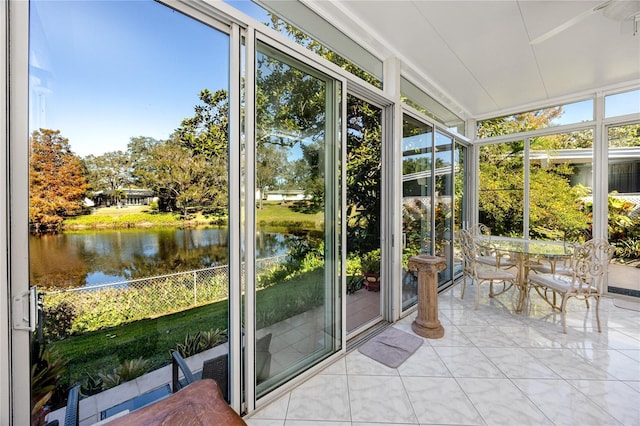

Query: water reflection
[30,227,294,289]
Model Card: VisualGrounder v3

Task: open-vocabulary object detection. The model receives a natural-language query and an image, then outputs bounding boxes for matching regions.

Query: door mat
[358,327,423,368]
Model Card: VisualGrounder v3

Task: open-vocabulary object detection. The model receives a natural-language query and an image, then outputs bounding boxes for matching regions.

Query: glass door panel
[529,130,593,242]
[607,123,640,298]
[346,94,382,333]
[435,131,453,285]
[254,43,340,396]
[453,143,467,279]
[401,115,433,310]
[479,141,525,237]
[29,1,231,423]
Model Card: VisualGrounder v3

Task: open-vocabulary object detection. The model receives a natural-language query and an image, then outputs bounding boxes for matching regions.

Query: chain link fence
[40,256,287,339]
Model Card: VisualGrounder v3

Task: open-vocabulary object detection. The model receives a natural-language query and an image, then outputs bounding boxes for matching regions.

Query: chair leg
[595,296,602,332]
[461,272,467,299]
[475,281,481,310]
[560,295,569,333]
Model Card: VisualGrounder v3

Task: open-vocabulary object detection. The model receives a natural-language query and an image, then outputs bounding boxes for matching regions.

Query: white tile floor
[246,281,640,426]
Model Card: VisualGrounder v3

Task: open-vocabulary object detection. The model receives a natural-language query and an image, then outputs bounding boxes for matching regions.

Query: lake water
[29,227,295,289]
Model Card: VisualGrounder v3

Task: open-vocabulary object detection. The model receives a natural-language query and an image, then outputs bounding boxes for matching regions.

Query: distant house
[91,188,155,207]
[263,189,310,202]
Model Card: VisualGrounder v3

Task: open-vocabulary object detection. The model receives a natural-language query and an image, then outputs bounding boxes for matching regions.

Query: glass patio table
[475,236,573,312]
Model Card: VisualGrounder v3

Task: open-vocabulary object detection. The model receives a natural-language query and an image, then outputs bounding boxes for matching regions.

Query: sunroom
[2,1,640,425]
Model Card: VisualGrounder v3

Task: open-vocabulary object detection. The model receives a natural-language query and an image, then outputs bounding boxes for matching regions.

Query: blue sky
[29,1,638,157]
[29,0,230,157]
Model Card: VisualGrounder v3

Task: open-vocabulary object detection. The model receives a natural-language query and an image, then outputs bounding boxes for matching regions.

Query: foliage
[477,124,591,239]
[79,375,103,398]
[361,249,381,274]
[99,357,149,389]
[43,301,76,341]
[345,95,383,256]
[31,340,67,426]
[173,328,228,358]
[346,275,364,294]
[83,151,132,199]
[29,129,89,233]
[43,272,229,335]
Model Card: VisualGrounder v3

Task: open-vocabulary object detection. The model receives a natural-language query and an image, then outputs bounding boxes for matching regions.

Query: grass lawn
[64,202,323,230]
[52,266,325,394]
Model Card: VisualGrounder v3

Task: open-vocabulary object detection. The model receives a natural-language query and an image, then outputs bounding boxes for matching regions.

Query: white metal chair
[528,239,615,333]
[458,230,517,309]
[466,224,515,269]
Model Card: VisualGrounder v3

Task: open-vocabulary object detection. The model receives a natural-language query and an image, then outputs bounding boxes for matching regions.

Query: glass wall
[606,122,640,297]
[254,42,341,396]
[529,130,593,242]
[401,114,433,309]
[28,0,231,422]
[452,143,467,278]
[478,141,525,237]
[434,131,454,283]
[346,94,382,332]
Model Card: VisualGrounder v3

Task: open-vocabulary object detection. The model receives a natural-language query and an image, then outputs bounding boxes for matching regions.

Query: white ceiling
[297,0,640,120]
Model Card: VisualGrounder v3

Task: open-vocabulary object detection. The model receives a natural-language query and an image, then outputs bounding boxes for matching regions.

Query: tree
[477,109,591,239]
[131,138,224,218]
[83,150,131,204]
[29,129,89,233]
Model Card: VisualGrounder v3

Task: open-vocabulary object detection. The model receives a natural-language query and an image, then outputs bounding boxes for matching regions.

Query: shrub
[99,357,148,389]
[31,341,67,426]
[43,301,76,341]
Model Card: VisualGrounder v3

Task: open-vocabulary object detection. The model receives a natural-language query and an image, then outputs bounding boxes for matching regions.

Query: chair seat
[529,263,572,276]
[476,255,515,268]
[529,272,597,294]
[476,266,516,281]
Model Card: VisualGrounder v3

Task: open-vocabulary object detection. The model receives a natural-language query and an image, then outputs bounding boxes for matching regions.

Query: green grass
[256,202,323,229]
[51,266,325,392]
[64,202,323,230]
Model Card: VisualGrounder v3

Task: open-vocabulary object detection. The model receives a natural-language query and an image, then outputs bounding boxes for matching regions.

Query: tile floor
[246,281,640,426]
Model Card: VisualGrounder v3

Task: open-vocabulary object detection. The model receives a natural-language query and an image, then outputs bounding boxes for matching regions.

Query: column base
[411,320,444,339]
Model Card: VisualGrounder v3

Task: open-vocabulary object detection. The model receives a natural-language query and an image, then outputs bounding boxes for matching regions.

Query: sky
[29,0,230,157]
[28,1,639,158]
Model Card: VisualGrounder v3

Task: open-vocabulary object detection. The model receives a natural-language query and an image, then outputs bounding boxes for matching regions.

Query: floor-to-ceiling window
[345,94,383,333]
[401,114,433,310]
[27,1,232,423]
[434,131,454,284]
[606,122,640,297]
[254,42,341,396]
[478,141,525,237]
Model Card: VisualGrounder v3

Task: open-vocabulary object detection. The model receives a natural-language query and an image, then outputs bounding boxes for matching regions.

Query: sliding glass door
[254,42,341,396]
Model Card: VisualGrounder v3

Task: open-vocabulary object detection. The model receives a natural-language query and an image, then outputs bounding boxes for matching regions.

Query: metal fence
[40,256,287,338]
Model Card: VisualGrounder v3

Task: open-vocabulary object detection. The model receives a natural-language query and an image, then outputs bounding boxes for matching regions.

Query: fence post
[193,271,197,306]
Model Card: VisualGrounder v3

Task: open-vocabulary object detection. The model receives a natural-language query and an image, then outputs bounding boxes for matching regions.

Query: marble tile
[345,350,399,376]
[568,379,640,425]
[623,380,640,392]
[285,422,351,426]
[525,348,616,380]
[319,357,347,375]
[577,349,640,381]
[286,374,350,422]
[246,420,285,426]
[251,393,290,420]
[617,349,640,363]
[457,325,519,347]
[402,376,483,425]
[348,375,417,424]
[479,347,560,379]
[427,326,474,347]
[457,377,553,425]
[434,346,505,378]
[512,378,622,425]
[397,346,451,377]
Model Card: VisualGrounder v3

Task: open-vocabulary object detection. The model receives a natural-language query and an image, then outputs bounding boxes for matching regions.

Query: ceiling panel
[303,0,640,118]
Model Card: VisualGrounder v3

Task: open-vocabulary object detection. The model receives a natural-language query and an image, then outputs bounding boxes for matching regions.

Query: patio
[245,281,640,425]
